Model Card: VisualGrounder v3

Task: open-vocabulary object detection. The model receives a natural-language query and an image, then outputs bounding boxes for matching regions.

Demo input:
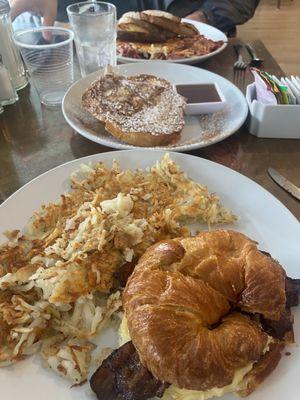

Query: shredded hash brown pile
[0,154,235,383]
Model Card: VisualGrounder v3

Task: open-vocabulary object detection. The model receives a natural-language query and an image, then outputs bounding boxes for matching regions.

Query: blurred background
[238,0,299,75]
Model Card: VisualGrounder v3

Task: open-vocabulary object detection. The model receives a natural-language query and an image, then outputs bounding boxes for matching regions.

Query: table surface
[0,40,299,220]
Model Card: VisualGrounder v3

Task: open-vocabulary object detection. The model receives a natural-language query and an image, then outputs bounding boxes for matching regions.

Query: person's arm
[187,0,260,33]
[10,0,57,25]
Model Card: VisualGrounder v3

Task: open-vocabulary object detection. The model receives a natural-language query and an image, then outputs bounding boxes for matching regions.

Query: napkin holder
[246,83,300,139]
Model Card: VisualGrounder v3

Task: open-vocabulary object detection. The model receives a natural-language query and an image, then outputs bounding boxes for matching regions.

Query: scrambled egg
[0,154,235,382]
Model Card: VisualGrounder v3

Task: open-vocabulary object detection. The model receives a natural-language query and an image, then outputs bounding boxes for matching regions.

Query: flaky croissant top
[123,230,286,391]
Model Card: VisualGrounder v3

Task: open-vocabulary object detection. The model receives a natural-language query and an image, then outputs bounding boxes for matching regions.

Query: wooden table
[0,40,299,219]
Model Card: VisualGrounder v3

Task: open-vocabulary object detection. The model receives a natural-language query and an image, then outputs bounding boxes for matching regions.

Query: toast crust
[105,121,181,147]
[141,10,181,23]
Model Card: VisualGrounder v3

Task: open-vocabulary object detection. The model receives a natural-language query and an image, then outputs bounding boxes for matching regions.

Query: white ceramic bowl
[175,82,226,115]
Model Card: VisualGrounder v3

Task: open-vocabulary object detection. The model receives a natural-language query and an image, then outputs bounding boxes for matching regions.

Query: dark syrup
[176,84,221,104]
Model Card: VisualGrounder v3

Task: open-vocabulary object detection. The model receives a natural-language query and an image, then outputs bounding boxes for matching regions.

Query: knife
[268,168,300,201]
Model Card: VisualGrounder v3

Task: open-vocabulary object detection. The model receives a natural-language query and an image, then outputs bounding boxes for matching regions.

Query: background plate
[62,62,248,151]
[117,19,228,65]
[0,150,299,400]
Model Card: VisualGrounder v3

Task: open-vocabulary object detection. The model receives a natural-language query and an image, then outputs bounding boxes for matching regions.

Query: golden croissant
[122,230,294,397]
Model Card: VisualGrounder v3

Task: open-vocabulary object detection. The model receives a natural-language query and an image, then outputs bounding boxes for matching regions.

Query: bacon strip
[90,342,169,400]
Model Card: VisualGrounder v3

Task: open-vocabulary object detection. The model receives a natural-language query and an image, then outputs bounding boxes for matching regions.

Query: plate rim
[117,19,228,65]
[62,62,249,152]
[0,149,298,228]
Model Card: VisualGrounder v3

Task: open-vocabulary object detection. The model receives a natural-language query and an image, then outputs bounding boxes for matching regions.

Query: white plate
[117,19,228,65]
[0,150,299,400]
[62,62,248,151]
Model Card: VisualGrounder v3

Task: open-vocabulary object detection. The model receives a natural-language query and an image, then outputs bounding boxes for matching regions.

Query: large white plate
[0,150,299,400]
[62,62,248,151]
[117,19,228,65]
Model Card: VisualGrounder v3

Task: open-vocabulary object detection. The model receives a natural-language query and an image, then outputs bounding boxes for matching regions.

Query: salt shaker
[0,54,18,106]
[0,0,27,90]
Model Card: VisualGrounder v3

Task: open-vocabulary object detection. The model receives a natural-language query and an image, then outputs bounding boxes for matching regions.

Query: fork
[233,44,248,90]
[233,44,248,70]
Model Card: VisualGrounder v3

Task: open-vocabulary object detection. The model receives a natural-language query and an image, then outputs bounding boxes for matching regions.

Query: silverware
[233,44,248,91]
[233,44,248,70]
[245,43,263,67]
[268,168,300,201]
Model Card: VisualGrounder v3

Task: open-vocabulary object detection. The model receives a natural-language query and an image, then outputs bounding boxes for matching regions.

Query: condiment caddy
[246,69,300,139]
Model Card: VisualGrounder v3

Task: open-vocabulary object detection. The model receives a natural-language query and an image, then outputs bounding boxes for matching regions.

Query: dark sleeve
[199,0,260,32]
[57,0,77,21]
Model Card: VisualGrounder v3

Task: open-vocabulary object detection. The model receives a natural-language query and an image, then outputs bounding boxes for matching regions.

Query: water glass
[67,2,116,77]
[14,27,74,106]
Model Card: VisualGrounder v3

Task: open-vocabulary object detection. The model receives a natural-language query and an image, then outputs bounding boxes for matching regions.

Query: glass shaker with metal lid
[0,53,18,106]
[0,0,28,90]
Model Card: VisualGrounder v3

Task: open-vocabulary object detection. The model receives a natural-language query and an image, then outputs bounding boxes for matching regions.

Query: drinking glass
[14,27,74,106]
[67,2,116,77]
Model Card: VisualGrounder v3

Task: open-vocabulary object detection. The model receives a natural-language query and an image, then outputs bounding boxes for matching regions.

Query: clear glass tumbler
[67,2,116,77]
[13,27,74,106]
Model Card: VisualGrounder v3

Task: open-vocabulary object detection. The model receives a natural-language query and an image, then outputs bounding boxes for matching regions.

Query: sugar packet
[250,68,277,105]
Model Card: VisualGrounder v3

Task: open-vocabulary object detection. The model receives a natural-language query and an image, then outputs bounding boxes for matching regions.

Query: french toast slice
[81,73,186,147]
[117,30,159,43]
[117,29,175,43]
[141,10,181,24]
[141,10,198,37]
[180,21,200,37]
[118,11,171,42]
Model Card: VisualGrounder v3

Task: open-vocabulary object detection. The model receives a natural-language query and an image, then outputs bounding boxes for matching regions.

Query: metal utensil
[233,44,248,70]
[245,43,263,67]
[268,168,300,201]
[233,44,248,90]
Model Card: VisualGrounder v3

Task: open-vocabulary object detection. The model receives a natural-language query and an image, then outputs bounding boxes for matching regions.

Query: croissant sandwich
[90,230,299,400]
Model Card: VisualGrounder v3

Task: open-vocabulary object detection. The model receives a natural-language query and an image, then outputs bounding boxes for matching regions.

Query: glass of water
[14,27,74,106]
[67,2,116,77]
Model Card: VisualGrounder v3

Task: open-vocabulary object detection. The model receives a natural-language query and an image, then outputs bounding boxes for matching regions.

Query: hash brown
[0,154,235,383]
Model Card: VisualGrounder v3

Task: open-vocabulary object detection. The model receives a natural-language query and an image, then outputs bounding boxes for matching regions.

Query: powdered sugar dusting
[115,87,185,135]
[82,74,185,136]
